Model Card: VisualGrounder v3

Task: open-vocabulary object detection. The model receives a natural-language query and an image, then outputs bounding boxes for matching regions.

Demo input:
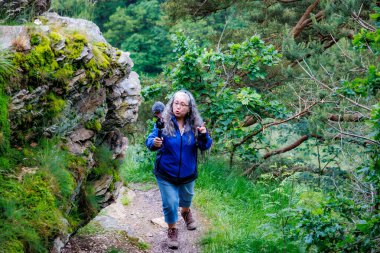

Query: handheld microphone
[151,101,165,117]
[151,101,165,138]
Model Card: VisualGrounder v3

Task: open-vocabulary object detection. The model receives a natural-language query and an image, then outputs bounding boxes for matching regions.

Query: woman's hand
[197,122,207,134]
[153,137,163,148]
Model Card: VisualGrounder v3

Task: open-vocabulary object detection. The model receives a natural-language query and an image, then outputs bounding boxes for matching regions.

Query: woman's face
[172,93,190,119]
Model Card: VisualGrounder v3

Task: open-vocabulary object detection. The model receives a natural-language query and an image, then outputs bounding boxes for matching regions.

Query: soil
[61,183,208,253]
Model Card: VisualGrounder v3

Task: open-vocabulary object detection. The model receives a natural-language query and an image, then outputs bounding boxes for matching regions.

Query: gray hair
[162,90,203,139]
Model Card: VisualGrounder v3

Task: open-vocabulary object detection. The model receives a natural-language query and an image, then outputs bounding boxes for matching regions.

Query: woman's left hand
[197,122,207,134]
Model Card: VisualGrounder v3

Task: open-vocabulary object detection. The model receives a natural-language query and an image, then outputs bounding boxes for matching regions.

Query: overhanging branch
[229,101,319,168]
[297,60,371,112]
[290,0,322,38]
[263,135,309,159]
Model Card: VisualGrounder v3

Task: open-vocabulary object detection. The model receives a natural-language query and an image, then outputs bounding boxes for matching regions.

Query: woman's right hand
[153,137,163,148]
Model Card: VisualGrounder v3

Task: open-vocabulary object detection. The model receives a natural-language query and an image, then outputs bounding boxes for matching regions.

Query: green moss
[30,33,41,46]
[85,58,101,80]
[83,42,111,84]
[85,118,102,133]
[49,32,63,45]
[36,16,49,25]
[92,44,110,69]
[54,63,74,86]
[64,33,88,60]
[45,93,65,118]
[14,33,59,85]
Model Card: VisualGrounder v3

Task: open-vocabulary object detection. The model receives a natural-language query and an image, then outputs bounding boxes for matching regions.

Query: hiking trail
[61,183,208,253]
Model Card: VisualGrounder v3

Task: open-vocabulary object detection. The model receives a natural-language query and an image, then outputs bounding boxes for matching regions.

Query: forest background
[1,0,380,252]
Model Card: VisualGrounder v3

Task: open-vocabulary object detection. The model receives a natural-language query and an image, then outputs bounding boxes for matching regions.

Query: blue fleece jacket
[146,117,212,184]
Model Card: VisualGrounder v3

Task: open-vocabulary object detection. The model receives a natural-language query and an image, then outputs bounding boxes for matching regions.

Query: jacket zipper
[178,133,183,178]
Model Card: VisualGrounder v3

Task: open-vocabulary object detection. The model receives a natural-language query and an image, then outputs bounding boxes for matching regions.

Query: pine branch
[229,101,319,168]
[297,60,371,111]
[291,0,321,38]
[234,101,319,148]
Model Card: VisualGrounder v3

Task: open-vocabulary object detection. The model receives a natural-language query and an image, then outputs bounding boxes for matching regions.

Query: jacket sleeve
[197,131,212,151]
[145,125,160,151]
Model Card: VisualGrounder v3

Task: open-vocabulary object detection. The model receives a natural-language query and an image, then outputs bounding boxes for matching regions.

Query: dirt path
[61,183,207,253]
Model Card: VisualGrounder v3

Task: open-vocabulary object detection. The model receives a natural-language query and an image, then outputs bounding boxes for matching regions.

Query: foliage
[51,0,97,21]
[289,10,380,251]
[0,49,15,172]
[119,145,155,183]
[166,33,284,159]
[90,145,121,180]
[0,50,16,89]
[0,91,10,156]
[0,172,64,252]
[103,0,172,74]
[85,118,102,133]
[339,65,380,96]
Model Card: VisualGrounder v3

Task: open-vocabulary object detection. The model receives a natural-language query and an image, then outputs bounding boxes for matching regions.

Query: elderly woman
[146,90,212,249]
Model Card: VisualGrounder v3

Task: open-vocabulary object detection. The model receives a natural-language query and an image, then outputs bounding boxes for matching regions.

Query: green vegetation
[85,118,102,133]
[1,0,379,252]
[196,158,301,252]
[119,145,155,183]
[0,49,15,173]
[52,0,97,21]
[121,196,130,206]
[0,138,79,252]
[76,221,105,236]
[103,0,172,74]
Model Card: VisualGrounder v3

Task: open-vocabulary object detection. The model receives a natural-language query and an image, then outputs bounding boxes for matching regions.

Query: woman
[146,90,212,249]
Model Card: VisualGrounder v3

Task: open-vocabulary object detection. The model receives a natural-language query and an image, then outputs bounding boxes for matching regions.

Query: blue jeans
[156,176,195,224]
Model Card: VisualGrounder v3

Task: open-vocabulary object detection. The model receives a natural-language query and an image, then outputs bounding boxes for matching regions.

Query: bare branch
[327,122,380,145]
[263,135,309,159]
[217,14,229,52]
[277,0,300,3]
[297,60,371,111]
[328,113,367,122]
[352,12,376,31]
[234,101,319,148]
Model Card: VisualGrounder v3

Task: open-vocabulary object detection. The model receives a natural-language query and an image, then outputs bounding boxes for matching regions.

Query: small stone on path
[151,217,167,228]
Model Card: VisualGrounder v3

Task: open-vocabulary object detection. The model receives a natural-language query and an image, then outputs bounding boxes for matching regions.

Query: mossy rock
[85,118,102,133]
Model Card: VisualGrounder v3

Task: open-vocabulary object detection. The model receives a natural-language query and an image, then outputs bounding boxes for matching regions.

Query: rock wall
[0,11,141,253]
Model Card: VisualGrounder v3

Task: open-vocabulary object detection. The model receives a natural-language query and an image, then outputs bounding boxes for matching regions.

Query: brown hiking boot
[181,209,196,230]
[167,227,179,249]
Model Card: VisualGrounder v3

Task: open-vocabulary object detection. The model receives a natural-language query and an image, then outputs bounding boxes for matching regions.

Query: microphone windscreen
[152,101,165,114]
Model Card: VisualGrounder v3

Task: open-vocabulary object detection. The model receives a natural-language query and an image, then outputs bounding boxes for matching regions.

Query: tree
[103,0,172,74]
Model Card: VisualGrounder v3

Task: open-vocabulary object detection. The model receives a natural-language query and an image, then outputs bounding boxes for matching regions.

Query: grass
[76,221,105,236]
[195,158,303,253]
[121,196,130,206]
[121,145,309,252]
[119,145,155,183]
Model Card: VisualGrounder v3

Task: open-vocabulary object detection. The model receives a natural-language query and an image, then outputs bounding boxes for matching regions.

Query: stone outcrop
[0,11,141,253]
